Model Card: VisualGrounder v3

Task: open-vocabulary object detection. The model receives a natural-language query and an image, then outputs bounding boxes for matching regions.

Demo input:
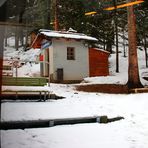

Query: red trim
[39,55,44,61]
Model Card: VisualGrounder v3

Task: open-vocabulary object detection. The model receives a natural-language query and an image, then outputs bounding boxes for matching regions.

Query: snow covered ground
[1,44,148,148]
[1,84,148,148]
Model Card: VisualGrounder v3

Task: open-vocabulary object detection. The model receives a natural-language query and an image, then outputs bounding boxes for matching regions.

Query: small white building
[32,29,109,83]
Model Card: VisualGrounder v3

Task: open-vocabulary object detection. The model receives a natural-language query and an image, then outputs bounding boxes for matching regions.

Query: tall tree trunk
[113,0,119,73]
[19,26,24,47]
[123,28,127,57]
[15,26,19,50]
[106,40,112,52]
[45,0,51,29]
[103,38,106,51]
[126,1,143,89]
[4,27,8,47]
[25,30,29,50]
[54,0,59,30]
[143,32,148,68]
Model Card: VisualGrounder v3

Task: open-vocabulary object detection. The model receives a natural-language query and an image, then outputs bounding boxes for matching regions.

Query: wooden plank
[2,77,47,86]
[130,88,148,93]
[1,90,50,101]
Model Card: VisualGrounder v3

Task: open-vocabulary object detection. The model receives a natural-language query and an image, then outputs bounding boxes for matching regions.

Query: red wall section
[89,48,109,77]
[31,35,45,49]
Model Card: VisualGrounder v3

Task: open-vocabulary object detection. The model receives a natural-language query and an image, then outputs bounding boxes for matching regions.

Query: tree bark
[15,26,19,50]
[54,0,59,30]
[143,32,148,67]
[123,28,127,57]
[126,1,143,89]
[113,0,119,73]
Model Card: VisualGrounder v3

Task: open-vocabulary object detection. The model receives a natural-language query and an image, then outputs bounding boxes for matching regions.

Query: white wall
[51,38,89,81]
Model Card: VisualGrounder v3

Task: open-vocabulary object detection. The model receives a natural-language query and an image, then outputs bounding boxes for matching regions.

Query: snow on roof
[92,48,110,54]
[39,29,98,42]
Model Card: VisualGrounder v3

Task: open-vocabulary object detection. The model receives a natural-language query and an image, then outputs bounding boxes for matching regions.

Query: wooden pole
[105,0,144,11]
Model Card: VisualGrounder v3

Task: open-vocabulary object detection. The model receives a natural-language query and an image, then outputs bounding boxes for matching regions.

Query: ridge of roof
[39,29,85,36]
[39,29,98,42]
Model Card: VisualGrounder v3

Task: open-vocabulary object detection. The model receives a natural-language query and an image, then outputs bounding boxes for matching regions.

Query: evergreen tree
[136,1,148,67]
[57,0,85,32]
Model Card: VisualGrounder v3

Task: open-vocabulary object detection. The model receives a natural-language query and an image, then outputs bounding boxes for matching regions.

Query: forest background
[1,0,147,53]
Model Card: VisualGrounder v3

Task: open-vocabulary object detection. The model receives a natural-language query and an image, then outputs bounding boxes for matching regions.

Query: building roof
[92,48,110,54]
[39,29,98,42]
